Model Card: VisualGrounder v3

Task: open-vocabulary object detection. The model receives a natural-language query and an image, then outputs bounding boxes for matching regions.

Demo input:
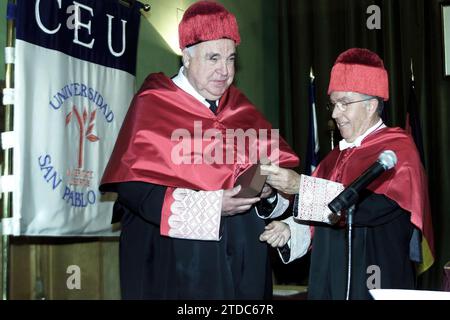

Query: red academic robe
[101,72,298,190]
[313,127,433,256]
[309,127,434,299]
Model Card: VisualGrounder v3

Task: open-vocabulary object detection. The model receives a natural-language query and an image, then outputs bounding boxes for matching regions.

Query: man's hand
[260,183,274,199]
[221,185,260,216]
[260,164,301,195]
[259,221,291,248]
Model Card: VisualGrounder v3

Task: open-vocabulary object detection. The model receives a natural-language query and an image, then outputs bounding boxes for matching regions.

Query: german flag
[405,79,434,274]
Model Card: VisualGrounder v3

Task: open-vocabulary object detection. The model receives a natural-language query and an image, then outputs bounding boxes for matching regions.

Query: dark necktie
[205,99,218,114]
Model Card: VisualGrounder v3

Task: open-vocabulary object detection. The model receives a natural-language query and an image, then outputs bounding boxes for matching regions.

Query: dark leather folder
[234,164,267,198]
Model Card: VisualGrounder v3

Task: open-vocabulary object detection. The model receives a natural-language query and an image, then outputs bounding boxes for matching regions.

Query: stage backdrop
[11,0,140,235]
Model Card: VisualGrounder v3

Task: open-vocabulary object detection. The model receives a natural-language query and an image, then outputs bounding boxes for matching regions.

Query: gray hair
[185,44,198,57]
[182,44,198,67]
[359,93,384,116]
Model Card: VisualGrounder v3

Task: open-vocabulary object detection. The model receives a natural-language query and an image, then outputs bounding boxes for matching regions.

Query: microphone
[328,150,397,214]
[328,120,336,149]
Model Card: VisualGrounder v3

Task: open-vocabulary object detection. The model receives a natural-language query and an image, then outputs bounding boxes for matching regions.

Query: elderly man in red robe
[260,48,434,300]
[100,1,298,299]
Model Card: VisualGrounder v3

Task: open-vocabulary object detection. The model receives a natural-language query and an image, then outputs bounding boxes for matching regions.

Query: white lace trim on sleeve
[168,188,223,241]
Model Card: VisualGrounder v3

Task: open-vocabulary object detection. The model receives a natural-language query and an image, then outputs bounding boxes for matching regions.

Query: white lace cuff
[294,174,344,224]
[256,193,290,219]
[277,216,311,264]
[168,188,223,241]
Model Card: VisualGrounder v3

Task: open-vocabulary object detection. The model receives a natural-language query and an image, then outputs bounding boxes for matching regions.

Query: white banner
[12,0,141,236]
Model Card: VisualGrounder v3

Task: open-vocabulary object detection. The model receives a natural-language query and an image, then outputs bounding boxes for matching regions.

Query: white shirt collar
[339,119,386,151]
[171,66,214,108]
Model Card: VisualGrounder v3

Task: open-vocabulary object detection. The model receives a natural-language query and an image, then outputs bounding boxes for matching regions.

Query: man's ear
[367,98,378,116]
[182,49,191,68]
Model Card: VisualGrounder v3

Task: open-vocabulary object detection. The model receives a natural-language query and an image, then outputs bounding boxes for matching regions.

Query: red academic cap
[178,1,241,49]
[328,48,389,101]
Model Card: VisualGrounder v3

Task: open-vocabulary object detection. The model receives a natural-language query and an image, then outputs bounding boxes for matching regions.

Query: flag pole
[309,66,314,83]
[410,58,415,84]
[306,67,319,174]
[2,0,16,301]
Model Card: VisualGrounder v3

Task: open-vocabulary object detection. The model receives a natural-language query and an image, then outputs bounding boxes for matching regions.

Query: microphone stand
[345,204,356,300]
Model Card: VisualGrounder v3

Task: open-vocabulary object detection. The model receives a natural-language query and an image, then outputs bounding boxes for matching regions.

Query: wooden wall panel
[8,238,120,300]
[10,242,33,299]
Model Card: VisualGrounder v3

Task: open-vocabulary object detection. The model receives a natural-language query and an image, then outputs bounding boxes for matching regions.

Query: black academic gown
[114,181,273,300]
[308,191,416,300]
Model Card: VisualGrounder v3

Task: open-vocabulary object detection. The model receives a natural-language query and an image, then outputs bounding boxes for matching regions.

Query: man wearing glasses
[259,48,433,299]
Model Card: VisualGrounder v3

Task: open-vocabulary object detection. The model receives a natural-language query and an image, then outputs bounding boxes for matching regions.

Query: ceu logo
[65,105,100,169]
[38,83,113,209]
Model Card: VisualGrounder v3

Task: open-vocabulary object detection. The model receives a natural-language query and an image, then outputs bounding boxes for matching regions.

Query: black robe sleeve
[112,181,167,225]
[255,194,278,218]
[352,191,408,227]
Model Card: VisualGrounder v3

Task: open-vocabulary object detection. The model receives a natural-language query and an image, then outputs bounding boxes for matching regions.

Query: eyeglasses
[326,98,373,113]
